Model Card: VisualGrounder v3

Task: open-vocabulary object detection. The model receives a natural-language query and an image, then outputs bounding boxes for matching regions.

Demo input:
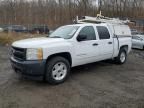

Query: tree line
[100,0,144,19]
[0,0,143,29]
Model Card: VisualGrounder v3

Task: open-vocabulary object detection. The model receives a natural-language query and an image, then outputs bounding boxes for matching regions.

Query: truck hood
[12,37,67,48]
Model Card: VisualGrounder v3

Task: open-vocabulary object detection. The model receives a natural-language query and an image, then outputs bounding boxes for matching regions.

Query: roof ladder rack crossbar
[75,12,130,25]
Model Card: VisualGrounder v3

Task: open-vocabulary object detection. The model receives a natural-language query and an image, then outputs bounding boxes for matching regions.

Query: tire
[115,48,127,64]
[45,56,70,85]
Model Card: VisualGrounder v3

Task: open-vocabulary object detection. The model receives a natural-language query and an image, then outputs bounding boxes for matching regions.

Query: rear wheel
[115,49,127,64]
[45,56,70,85]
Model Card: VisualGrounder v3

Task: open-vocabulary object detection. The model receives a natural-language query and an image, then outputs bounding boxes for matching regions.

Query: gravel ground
[0,45,144,108]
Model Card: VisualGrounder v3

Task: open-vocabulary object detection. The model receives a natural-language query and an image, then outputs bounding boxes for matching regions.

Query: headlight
[26,48,43,60]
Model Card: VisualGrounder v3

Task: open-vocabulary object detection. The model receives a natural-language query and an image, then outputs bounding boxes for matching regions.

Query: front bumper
[10,57,46,79]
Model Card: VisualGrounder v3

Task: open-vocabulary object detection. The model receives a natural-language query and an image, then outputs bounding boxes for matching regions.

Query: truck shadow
[71,60,115,75]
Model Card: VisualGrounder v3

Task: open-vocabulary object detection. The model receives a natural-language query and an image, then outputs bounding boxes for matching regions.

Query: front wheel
[45,56,70,85]
[115,49,127,64]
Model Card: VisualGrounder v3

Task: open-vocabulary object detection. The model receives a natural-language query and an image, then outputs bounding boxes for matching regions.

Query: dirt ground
[0,45,144,108]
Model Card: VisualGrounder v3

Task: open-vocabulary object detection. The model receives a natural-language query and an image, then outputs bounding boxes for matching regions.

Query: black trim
[10,57,46,79]
[114,34,120,50]
[113,35,132,38]
[11,46,26,61]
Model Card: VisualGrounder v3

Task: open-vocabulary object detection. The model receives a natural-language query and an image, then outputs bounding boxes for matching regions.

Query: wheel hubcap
[120,52,126,63]
[52,62,67,81]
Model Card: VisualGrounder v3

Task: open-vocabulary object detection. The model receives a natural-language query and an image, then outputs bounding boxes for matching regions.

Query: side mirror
[77,34,87,41]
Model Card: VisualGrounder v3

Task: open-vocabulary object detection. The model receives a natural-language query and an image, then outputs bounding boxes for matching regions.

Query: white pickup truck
[10,23,132,84]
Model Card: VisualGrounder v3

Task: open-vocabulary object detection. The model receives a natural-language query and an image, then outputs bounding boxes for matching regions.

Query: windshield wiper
[49,36,62,38]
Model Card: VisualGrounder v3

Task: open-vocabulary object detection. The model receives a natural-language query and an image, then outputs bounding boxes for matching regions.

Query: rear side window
[79,26,96,40]
[132,36,141,40]
[97,26,110,39]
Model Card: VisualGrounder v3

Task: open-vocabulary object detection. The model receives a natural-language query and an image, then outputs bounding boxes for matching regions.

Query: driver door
[74,26,100,65]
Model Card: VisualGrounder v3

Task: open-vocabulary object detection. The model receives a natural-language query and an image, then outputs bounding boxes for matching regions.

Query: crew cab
[10,23,132,84]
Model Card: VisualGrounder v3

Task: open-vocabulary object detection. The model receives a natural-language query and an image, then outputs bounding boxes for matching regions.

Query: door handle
[108,42,112,44]
[92,43,99,46]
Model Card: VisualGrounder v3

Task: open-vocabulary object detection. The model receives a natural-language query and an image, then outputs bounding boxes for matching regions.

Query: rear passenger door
[96,26,113,59]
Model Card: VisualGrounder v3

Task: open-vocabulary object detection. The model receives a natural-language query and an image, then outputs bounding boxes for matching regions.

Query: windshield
[49,26,79,39]
[139,36,144,39]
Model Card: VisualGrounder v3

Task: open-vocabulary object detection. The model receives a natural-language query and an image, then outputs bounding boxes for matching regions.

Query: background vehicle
[29,25,49,34]
[4,25,28,33]
[0,27,3,32]
[132,35,144,49]
[131,29,139,35]
[140,32,144,35]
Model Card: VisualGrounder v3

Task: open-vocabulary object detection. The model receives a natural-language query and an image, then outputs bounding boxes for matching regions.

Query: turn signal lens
[37,48,43,60]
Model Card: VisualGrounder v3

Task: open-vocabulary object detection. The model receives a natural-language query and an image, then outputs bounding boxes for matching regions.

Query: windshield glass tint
[49,26,79,39]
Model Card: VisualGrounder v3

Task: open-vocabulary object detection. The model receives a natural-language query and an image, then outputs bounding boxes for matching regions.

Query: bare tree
[0,0,143,28]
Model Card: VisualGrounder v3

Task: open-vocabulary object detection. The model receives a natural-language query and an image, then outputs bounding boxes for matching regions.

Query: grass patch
[0,32,45,46]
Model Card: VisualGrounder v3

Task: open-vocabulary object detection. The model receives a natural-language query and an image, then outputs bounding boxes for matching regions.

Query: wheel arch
[120,45,128,54]
[46,52,72,66]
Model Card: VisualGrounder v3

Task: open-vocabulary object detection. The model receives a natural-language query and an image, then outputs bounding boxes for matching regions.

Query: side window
[132,36,141,40]
[79,26,96,41]
[97,26,110,39]
[136,37,141,40]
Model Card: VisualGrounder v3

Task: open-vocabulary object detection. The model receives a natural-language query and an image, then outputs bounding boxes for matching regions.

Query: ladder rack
[75,12,130,25]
